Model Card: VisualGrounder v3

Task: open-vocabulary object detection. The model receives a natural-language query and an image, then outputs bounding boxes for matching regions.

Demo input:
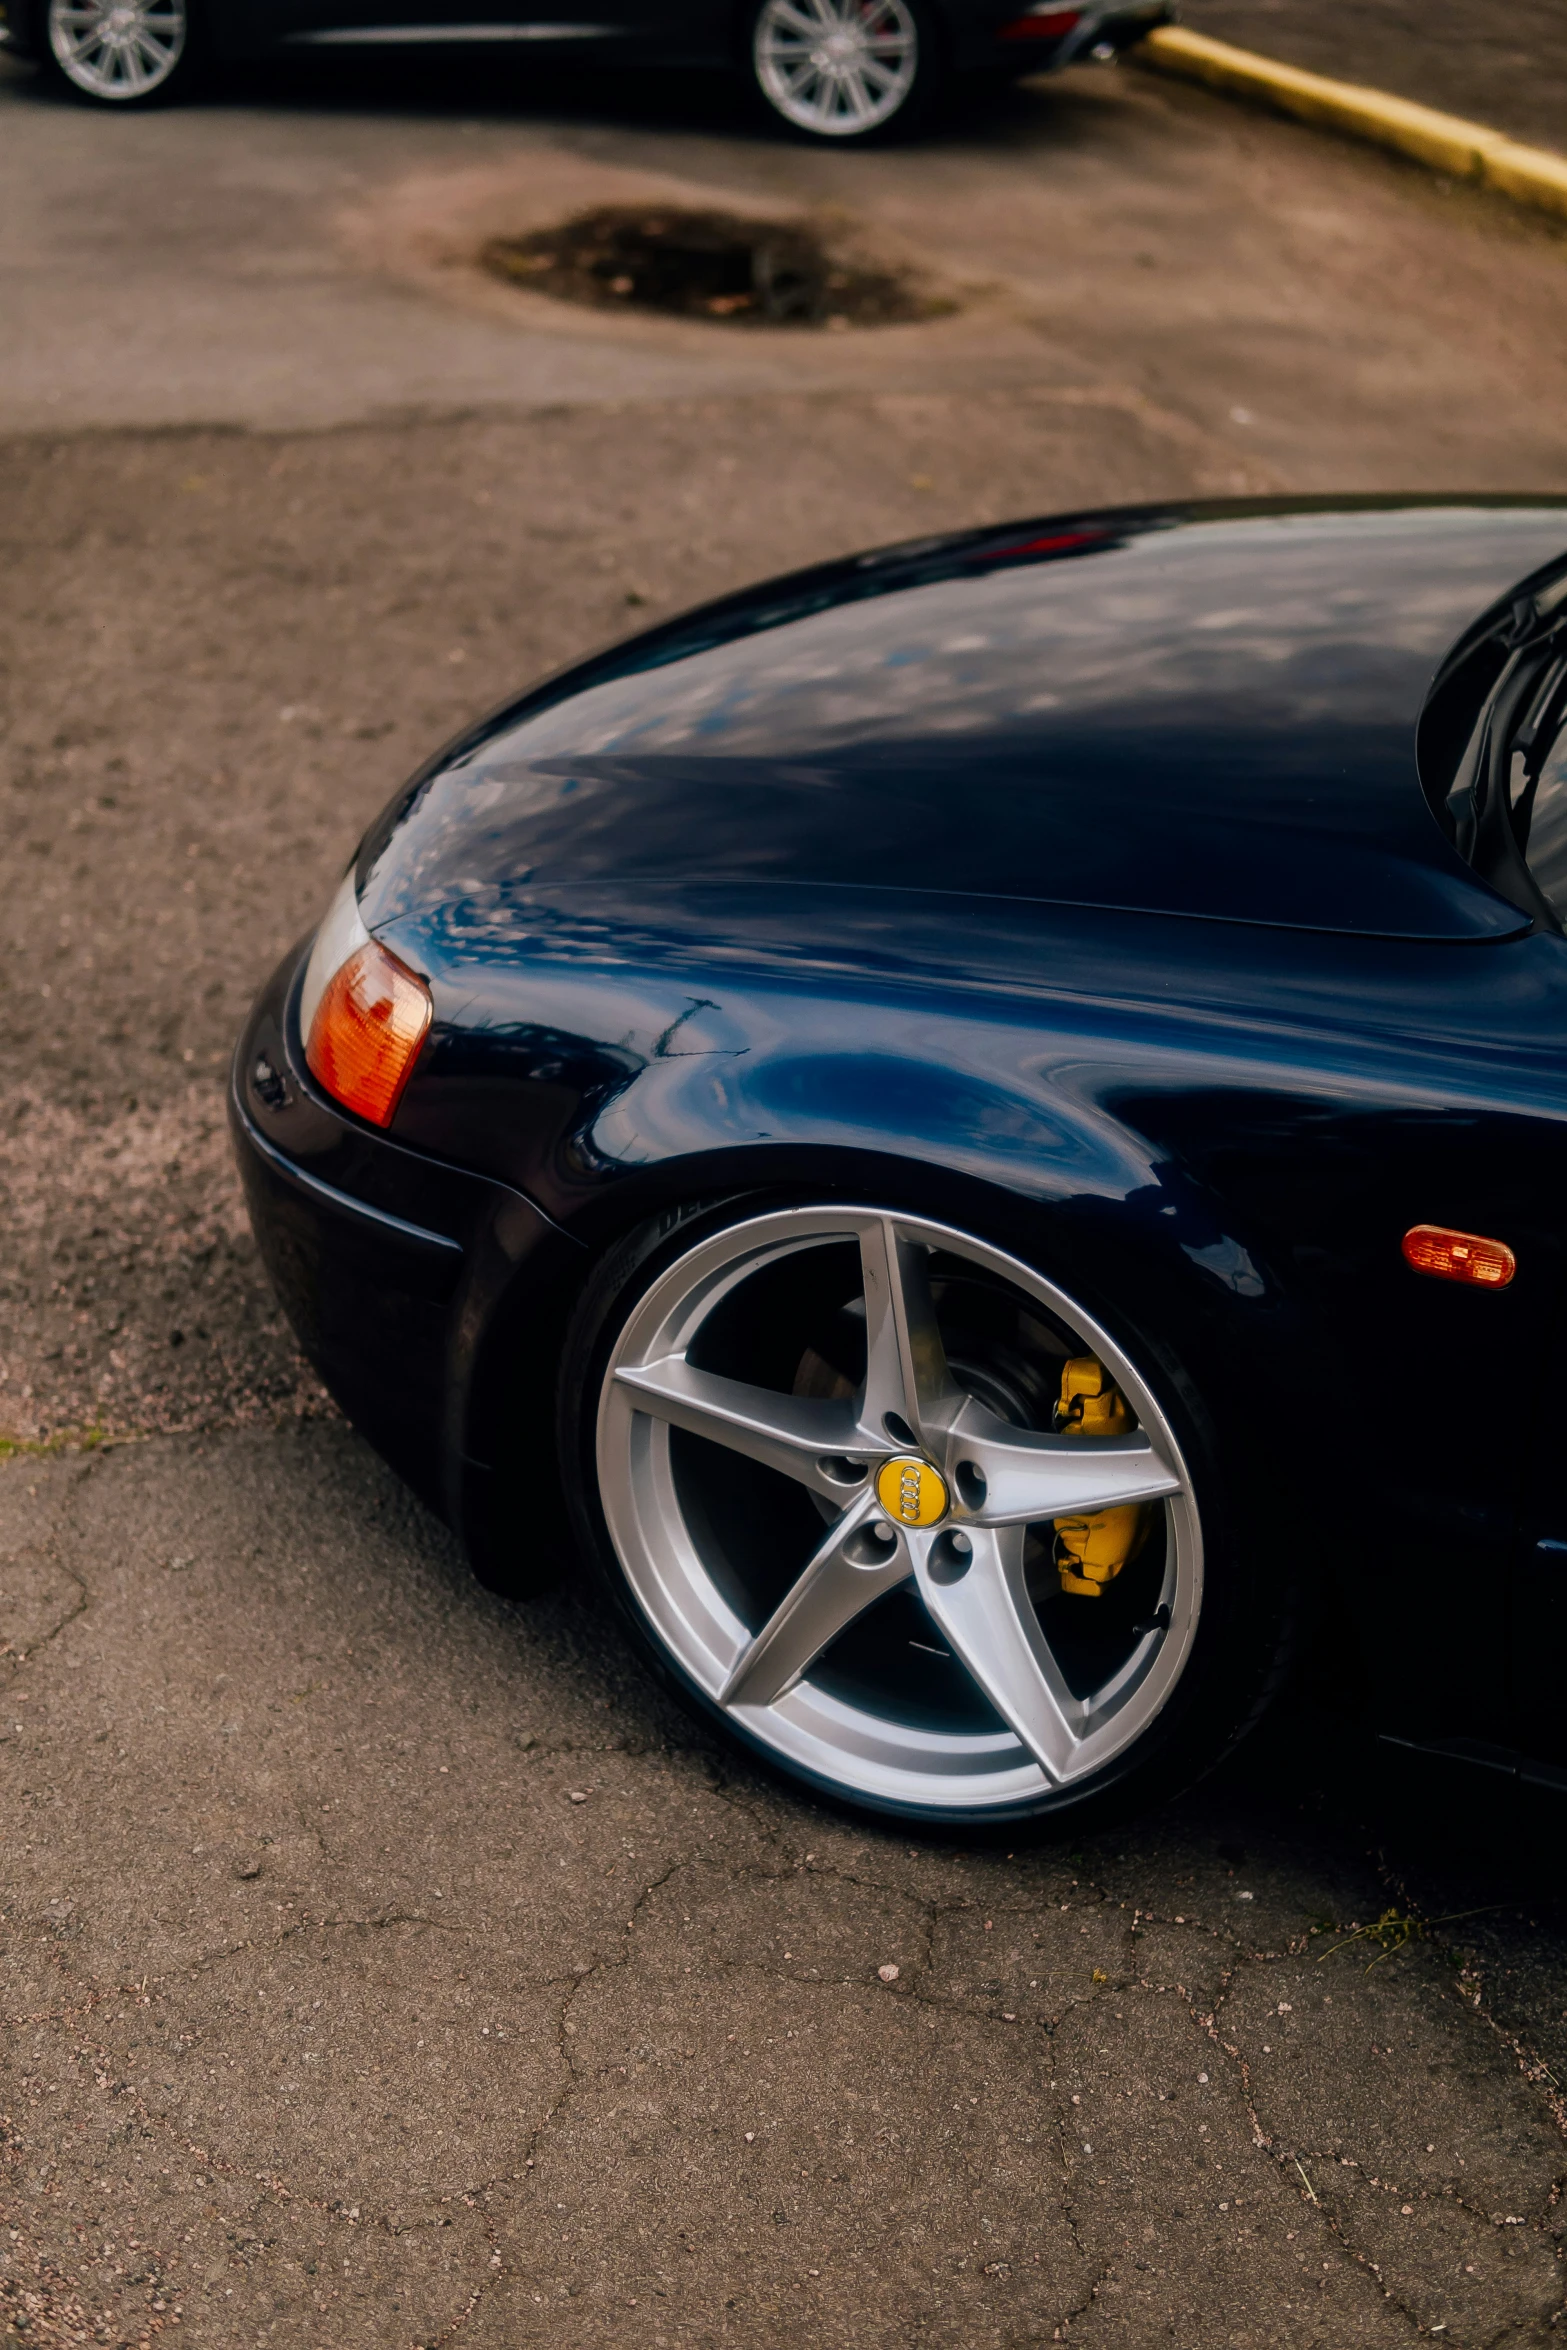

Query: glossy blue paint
[357,502,1567,942]
[236,498,1567,1764]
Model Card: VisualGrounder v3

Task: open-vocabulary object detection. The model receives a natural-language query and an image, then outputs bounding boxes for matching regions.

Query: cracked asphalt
[7,1433,1567,2347]
[3,43,1567,2350]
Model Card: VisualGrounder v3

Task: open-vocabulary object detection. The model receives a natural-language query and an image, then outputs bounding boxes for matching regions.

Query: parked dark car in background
[231,498,1567,1829]
[0,0,1168,128]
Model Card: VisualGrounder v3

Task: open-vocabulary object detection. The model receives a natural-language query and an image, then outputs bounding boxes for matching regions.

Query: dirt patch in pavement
[333,152,992,368]
[483,205,953,329]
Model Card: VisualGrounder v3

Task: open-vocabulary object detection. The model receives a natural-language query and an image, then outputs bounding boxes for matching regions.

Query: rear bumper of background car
[0,0,41,56]
[977,0,1172,74]
[230,941,576,1541]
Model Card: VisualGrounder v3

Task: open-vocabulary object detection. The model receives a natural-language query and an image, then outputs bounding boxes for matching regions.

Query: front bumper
[231,941,573,1534]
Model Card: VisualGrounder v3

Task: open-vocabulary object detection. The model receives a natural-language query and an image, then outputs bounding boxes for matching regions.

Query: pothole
[481,205,954,329]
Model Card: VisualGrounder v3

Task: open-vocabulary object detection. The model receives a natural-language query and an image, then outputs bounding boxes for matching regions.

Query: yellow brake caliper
[1051,1355,1150,1598]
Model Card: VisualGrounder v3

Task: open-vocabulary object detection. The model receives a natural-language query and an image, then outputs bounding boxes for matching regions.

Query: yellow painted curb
[1137,24,1567,228]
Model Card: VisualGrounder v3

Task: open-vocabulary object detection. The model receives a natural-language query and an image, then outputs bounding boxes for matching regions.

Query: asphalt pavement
[3,45,1567,2350]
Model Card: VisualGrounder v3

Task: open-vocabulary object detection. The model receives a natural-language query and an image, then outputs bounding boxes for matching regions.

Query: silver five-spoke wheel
[591,1206,1203,1817]
[752,0,922,140]
[47,0,188,100]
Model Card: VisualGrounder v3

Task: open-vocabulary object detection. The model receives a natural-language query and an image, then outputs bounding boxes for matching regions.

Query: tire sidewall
[557,1190,1294,1837]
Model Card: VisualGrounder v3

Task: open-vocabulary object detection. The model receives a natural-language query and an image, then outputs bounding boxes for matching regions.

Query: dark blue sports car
[8,0,1166,134]
[233,498,1567,1828]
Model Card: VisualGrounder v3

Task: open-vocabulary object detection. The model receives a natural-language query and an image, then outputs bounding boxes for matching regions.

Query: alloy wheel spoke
[613,1355,874,1499]
[600,1206,1200,1808]
[911,1524,1083,1781]
[52,0,183,89]
[757,0,915,131]
[937,1393,1181,1526]
[856,1215,959,1449]
[722,1488,908,1707]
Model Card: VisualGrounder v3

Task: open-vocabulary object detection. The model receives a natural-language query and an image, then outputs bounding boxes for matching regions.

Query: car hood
[357,501,1567,943]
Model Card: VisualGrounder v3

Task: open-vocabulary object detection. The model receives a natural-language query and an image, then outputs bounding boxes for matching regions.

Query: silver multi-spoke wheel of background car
[594,1206,1203,1815]
[752,0,920,139]
[48,0,186,98]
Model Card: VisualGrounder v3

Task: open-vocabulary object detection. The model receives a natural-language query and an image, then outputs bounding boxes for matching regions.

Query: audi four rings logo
[873,1455,949,1528]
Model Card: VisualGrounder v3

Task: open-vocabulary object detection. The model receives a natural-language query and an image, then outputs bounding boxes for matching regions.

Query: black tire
[38,0,200,105]
[558,1194,1297,1835]
[746,0,944,144]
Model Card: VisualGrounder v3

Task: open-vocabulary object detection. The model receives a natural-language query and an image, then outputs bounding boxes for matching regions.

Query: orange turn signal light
[1401,1224,1516,1289]
[305,938,431,1129]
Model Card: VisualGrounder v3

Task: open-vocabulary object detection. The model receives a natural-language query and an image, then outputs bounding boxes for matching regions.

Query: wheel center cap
[875,1454,949,1528]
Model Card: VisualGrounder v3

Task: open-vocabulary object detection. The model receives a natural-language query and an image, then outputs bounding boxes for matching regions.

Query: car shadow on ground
[1164,1679,1567,2077]
[1,41,1094,153]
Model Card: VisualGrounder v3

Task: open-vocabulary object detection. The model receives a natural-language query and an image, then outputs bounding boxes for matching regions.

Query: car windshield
[1425,567,1567,930]
[1516,700,1567,924]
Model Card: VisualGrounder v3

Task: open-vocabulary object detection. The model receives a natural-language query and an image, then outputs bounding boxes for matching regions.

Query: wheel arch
[450,1122,1300,1597]
[729,0,962,64]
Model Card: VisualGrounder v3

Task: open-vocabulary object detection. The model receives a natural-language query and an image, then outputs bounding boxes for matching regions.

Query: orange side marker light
[306,938,432,1128]
[1401,1224,1516,1288]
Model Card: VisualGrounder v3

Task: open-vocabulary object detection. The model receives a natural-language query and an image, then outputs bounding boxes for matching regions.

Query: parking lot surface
[1179,0,1567,155]
[3,50,1567,2350]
